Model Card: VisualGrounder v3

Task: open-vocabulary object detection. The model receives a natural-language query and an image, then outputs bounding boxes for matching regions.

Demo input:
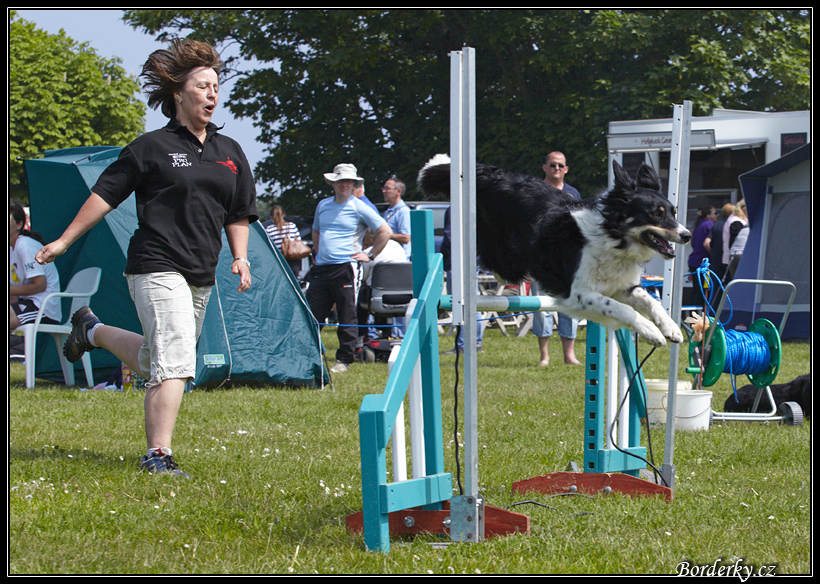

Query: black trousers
[356,283,392,341]
[307,262,361,364]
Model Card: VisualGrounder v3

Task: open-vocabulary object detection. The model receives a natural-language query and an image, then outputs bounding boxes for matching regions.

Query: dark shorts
[11,299,59,326]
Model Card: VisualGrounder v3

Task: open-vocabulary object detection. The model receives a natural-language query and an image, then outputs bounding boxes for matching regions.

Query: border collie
[418,155,691,346]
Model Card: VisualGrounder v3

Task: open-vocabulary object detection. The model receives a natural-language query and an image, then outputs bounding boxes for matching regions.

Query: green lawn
[9,325,811,574]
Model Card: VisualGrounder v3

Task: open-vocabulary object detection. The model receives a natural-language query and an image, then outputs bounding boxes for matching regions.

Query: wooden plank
[512,471,673,503]
[346,501,530,541]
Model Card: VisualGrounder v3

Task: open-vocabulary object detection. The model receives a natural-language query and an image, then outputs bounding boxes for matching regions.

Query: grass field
[9,324,811,574]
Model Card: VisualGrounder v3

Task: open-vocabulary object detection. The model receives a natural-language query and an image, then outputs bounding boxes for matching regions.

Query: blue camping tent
[732,143,811,339]
[24,146,326,388]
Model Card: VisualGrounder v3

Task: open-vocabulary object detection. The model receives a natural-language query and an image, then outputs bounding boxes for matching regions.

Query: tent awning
[715,138,768,151]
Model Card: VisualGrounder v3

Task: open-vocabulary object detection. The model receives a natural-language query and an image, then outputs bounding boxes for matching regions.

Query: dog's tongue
[650,233,674,256]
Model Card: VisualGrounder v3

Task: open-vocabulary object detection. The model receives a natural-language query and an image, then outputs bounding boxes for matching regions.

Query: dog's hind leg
[619,286,684,344]
[568,290,668,347]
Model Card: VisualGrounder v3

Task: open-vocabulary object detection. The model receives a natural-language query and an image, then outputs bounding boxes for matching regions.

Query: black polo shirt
[93,118,258,286]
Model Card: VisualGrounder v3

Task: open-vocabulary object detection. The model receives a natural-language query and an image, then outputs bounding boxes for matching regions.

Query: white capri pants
[127,272,212,388]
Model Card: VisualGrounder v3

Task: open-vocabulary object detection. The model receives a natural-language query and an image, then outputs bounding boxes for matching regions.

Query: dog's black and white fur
[418,155,692,346]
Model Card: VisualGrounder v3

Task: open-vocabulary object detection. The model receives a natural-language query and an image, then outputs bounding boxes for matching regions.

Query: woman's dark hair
[10,198,44,244]
[691,206,715,232]
[270,205,286,234]
[141,38,223,119]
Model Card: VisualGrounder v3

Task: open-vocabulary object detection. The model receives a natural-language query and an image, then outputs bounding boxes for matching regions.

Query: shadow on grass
[9,445,137,471]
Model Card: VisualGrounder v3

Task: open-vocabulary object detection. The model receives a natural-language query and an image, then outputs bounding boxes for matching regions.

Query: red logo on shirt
[217,157,238,174]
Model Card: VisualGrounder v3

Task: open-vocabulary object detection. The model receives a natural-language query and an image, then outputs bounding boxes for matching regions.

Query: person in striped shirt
[263,205,304,275]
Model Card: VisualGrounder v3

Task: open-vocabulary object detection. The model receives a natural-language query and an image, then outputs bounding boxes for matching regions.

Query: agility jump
[348,49,696,552]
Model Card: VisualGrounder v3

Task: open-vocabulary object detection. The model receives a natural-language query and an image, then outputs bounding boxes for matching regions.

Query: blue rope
[686,258,732,326]
[723,330,771,376]
[687,259,772,400]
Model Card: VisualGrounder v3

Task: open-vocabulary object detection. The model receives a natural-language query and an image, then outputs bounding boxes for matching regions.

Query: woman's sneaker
[63,306,100,363]
[140,448,190,478]
[330,362,350,373]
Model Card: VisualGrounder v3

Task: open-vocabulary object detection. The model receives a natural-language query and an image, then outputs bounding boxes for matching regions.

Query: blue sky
[15,9,267,184]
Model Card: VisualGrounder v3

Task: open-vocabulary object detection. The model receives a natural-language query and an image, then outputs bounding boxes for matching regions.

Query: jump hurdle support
[347,210,529,552]
[512,322,673,502]
[513,100,697,502]
[659,101,694,491]
[585,325,647,477]
[347,211,449,553]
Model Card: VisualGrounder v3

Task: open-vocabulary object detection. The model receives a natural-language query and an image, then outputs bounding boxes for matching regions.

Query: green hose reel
[687,318,781,389]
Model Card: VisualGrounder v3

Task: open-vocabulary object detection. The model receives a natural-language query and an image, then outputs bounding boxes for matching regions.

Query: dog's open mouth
[641,230,676,259]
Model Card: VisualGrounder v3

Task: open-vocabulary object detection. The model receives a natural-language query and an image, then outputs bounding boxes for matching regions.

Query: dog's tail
[417,154,451,197]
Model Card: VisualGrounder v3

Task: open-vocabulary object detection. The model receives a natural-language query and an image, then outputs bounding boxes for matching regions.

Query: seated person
[9,199,62,331]
[357,229,407,341]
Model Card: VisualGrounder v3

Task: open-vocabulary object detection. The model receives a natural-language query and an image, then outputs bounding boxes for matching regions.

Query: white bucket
[644,379,712,431]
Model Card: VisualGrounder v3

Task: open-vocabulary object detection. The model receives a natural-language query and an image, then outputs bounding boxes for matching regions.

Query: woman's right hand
[36,239,68,265]
[35,192,114,265]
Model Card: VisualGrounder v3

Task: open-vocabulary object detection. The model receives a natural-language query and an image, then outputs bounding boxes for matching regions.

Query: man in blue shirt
[309,163,392,372]
[381,177,411,337]
[382,177,412,260]
[532,151,582,366]
[353,183,380,213]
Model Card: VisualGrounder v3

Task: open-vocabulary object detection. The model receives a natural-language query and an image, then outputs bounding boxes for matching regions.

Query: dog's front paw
[658,316,684,343]
[634,317,667,347]
[665,327,684,344]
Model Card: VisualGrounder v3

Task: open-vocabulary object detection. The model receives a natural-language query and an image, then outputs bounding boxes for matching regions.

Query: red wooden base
[345,499,530,541]
[512,471,673,503]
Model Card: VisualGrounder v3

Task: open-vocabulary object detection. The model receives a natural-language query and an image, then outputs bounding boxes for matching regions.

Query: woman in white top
[721,199,747,266]
[9,199,61,330]
[264,205,304,275]
[722,199,748,284]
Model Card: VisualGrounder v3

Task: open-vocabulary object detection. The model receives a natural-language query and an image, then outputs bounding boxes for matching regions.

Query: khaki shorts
[127,272,212,388]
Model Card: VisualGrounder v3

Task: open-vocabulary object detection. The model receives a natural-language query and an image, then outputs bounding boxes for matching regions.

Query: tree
[124,9,810,212]
[9,11,146,201]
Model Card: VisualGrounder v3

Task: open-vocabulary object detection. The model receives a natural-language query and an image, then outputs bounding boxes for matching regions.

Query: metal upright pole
[662,101,693,490]
[448,47,483,543]
[461,48,478,501]
[449,51,464,335]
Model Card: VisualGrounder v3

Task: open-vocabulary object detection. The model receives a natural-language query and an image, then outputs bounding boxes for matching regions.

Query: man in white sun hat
[308,163,392,373]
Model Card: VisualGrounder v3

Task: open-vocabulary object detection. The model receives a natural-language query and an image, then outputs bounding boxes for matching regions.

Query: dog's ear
[612,160,635,191]
[636,163,661,191]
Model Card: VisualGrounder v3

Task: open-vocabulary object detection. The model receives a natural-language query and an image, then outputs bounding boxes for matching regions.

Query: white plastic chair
[18,267,102,389]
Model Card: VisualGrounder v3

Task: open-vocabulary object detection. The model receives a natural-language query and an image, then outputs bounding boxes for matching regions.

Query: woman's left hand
[225,219,251,292]
[232,259,252,292]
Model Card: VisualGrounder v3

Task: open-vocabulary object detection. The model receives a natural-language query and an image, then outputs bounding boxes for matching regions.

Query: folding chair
[18,267,102,389]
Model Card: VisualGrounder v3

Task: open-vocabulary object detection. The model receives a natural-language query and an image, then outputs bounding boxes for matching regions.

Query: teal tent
[24,146,326,389]
[192,223,327,389]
